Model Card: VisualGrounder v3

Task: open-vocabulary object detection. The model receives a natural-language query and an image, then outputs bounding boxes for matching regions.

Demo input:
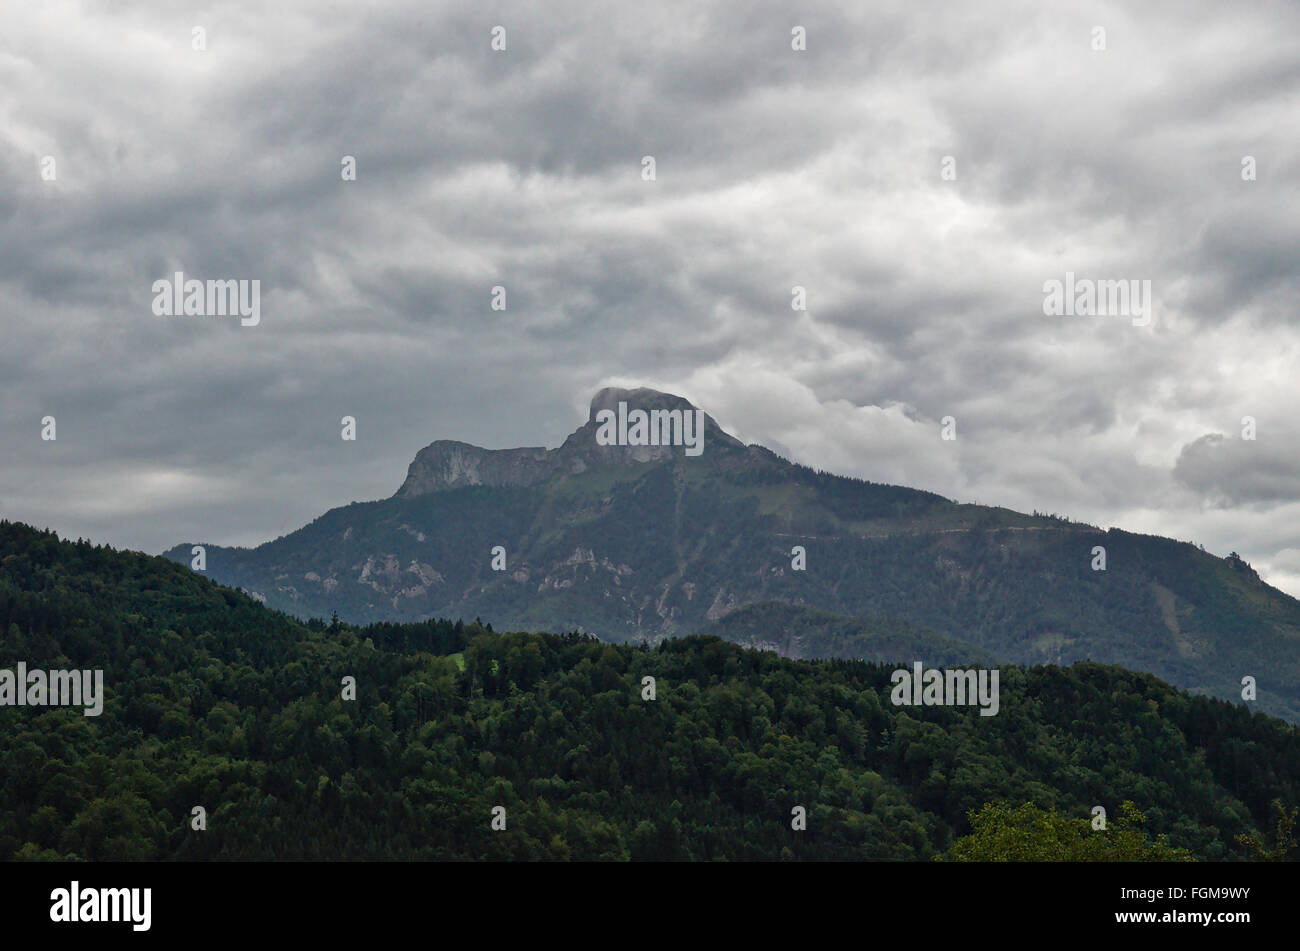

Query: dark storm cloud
[1174,432,1300,506]
[1,0,1298,594]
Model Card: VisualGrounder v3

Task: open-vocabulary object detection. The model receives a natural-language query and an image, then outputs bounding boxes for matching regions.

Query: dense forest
[3,520,1298,860]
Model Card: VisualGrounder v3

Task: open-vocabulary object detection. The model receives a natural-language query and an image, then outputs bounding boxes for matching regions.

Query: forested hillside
[4,521,1299,860]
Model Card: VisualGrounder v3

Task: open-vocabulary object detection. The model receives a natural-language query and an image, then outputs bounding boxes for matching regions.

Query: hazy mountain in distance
[164,386,1300,720]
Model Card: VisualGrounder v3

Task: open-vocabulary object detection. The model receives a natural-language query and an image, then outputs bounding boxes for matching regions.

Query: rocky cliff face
[396,442,555,497]
[397,386,748,497]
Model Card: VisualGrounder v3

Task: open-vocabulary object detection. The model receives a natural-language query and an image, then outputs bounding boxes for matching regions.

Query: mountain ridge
[163,386,1300,720]
[397,386,760,498]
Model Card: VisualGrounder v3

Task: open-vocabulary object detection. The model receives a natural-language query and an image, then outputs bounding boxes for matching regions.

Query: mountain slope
[700,602,996,666]
[164,386,1300,720]
[5,520,1300,860]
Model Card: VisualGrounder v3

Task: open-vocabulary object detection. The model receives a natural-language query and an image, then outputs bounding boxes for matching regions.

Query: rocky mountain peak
[576,385,745,450]
[587,386,701,420]
[394,441,553,498]
[395,386,750,499]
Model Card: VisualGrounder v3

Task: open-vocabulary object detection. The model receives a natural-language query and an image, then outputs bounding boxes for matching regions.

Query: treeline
[0,520,1297,861]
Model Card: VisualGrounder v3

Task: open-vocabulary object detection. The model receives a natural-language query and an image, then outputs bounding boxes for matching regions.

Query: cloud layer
[2,0,1299,594]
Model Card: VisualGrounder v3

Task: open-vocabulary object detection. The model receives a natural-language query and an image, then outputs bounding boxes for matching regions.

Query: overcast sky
[3,1,1299,595]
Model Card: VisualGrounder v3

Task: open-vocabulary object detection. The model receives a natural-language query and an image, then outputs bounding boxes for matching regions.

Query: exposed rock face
[561,386,746,463]
[585,386,741,445]
[396,442,555,497]
[395,387,748,498]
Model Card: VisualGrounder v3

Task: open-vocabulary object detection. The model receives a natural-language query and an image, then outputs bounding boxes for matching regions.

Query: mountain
[700,602,996,667]
[165,386,1300,720]
[4,520,1299,860]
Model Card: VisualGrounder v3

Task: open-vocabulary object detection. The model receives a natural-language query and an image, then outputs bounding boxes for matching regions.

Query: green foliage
[947,800,1193,862]
[2,521,1299,861]
[1235,799,1298,861]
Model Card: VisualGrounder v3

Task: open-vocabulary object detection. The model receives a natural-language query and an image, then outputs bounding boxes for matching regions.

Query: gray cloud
[1174,431,1300,506]
[2,0,1299,596]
